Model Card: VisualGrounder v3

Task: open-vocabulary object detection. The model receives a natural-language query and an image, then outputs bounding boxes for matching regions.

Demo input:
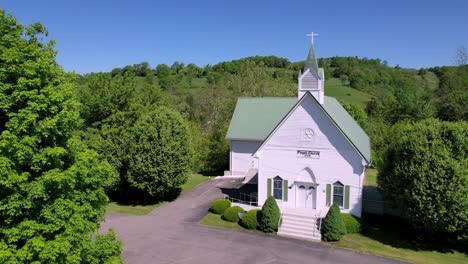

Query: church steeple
[304,42,319,74]
[298,32,325,104]
[304,32,319,74]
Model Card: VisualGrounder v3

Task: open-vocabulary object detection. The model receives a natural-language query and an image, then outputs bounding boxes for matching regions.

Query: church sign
[297,150,320,159]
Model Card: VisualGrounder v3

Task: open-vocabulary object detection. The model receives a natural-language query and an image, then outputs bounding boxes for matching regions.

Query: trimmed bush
[209,199,231,215]
[240,209,260,230]
[341,213,362,234]
[321,203,346,241]
[258,196,280,233]
[222,206,244,222]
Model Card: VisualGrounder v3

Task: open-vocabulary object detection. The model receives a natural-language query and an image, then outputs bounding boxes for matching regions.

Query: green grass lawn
[181,174,211,193]
[199,213,247,231]
[106,201,168,215]
[106,174,211,215]
[325,78,374,107]
[199,212,263,234]
[327,231,467,264]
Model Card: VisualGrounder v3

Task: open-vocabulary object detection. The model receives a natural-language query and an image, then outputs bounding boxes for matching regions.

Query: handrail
[278,212,283,229]
[224,194,258,206]
[318,209,323,234]
[277,203,283,229]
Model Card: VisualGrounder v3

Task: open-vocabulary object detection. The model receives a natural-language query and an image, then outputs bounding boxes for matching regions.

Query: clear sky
[3,0,468,74]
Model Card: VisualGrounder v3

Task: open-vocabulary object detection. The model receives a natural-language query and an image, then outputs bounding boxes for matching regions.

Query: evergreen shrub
[321,203,346,241]
[341,213,362,234]
[258,196,280,233]
[240,209,261,230]
[209,199,231,215]
[222,206,244,222]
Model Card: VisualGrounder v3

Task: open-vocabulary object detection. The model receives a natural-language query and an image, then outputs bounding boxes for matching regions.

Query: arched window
[273,176,283,200]
[333,181,344,207]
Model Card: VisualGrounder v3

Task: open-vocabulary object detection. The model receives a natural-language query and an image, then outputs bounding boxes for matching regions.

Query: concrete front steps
[277,212,321,241]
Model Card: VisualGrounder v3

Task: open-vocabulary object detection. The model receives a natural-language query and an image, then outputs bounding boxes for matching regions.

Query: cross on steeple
[306,32,319,45]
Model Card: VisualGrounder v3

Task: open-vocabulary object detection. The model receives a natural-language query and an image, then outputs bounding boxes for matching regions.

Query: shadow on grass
[199,170,224,177]
[107,184,182,206]
[362,213,467,254]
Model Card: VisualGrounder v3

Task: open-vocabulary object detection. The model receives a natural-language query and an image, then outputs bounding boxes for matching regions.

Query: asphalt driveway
[101,178,404,264]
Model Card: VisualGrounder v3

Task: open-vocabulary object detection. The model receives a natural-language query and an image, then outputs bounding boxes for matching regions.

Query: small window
[333,182,344,207]
[273,176,283,200]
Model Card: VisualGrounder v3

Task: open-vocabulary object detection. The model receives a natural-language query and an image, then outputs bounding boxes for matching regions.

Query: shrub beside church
[321,203,346,241]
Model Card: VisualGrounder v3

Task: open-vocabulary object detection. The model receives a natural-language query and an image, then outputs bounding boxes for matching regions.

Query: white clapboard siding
[257,95,365,217]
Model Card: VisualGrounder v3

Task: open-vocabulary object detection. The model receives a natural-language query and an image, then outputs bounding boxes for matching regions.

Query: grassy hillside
[135,76,373,107]
[325,78,374,107]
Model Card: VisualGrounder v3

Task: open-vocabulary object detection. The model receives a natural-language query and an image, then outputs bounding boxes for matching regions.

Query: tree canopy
[378,119,467,242]
[0,10,121,263]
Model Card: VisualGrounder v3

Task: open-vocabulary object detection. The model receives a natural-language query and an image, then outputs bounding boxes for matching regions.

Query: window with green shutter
[333,181,344,207]
[344,185,350,209]
[326,184,331,206]
[273,176,283,200]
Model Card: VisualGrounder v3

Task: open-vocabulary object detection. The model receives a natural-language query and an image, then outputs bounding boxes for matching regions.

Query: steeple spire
[304,32,319,74]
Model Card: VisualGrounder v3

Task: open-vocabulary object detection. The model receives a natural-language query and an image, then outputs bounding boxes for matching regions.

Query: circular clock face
[304,128,314,139]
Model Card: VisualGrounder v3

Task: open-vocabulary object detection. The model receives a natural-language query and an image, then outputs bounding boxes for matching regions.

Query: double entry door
[295,182,316,209]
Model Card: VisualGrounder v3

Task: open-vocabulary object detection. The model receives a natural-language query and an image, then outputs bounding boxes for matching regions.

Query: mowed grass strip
[199,212,264,234]
[106,174,211,215]
[106,201,167,216]
[199,213,246,231]
[327,232,467,264]
[181,174,211,193]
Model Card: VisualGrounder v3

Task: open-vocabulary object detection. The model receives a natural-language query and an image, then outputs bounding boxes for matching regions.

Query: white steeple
[298,34,325,103]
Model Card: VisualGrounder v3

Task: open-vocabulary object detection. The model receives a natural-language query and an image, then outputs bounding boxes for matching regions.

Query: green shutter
[267,178,272,197]
[345,185,350,209]
[326,184,331,206]
[283,180,288,201]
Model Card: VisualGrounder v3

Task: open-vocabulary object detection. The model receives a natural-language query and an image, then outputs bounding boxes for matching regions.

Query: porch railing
[223,192,258,207]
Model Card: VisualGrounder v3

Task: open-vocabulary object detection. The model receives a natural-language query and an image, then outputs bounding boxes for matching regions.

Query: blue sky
[3,0,468,74]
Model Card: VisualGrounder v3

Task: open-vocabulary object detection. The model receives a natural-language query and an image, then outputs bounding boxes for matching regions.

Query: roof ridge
[238,97,296,99]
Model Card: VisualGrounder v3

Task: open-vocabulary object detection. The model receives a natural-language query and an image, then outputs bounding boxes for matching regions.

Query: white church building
[225,36,371,239]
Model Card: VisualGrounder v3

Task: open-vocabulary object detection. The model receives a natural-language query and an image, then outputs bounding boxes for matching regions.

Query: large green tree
[126,107,192,198]
[378,119,467,242]
[0,10,122,263]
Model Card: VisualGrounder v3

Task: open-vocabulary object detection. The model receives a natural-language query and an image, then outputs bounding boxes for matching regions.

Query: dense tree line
[85,51,467,176]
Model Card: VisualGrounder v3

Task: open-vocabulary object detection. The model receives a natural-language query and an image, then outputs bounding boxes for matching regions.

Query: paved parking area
[101,179,404,264]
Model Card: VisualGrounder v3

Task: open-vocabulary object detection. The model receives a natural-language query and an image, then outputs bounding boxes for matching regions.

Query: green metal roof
[226,95,371,163]
[322,96,371,163]
[226,97,297,141]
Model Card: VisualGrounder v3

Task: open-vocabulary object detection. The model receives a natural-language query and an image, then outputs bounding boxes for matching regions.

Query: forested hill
[76,55,467,173]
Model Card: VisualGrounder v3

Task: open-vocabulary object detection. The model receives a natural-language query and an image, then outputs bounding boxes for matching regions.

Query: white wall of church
[256,95,366,217]
[229,140,262,175]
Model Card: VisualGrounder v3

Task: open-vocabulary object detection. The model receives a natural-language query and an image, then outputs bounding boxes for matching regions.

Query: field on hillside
[325,78,374,107]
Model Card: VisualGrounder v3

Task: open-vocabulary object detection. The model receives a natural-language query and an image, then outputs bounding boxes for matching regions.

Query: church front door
[295,183,316,209]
